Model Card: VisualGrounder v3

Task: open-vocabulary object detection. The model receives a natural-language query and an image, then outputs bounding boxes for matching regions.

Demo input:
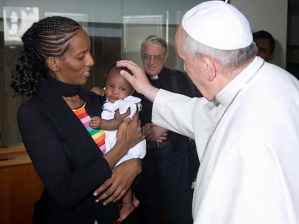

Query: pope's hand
[116,60,159,102]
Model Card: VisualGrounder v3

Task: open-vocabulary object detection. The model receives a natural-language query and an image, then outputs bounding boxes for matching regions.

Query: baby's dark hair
[105,63,134,95]
[11,16,81,96]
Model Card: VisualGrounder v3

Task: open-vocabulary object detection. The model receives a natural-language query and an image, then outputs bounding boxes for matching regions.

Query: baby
[90,65,146,222]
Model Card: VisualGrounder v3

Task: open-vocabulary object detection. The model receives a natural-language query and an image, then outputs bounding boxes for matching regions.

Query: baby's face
[105,69,133,103]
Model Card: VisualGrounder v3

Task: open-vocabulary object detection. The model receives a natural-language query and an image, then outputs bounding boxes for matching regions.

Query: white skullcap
[182,0,253,50]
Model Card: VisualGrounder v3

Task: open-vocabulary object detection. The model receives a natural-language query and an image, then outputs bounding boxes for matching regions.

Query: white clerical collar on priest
[215,56,264,107]
[150,75,159,80]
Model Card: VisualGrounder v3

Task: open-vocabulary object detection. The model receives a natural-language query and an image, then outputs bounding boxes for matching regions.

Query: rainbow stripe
[73,103,106,154]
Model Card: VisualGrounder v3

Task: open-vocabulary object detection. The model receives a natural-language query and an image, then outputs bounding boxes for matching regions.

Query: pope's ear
[201,56,216,82]
[46,57,60,72]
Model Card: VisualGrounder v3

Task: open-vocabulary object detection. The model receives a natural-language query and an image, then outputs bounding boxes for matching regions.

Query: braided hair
[11,16,81,96]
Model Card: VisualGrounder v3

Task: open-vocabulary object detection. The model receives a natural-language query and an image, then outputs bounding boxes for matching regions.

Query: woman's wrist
[131,158,142,176]
[103,140,129,169]
[115,138,129,155]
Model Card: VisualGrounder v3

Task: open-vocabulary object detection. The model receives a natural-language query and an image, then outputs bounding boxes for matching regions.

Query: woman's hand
[116,114,143,150]
[103,114,144,169]
[94,159,142,205]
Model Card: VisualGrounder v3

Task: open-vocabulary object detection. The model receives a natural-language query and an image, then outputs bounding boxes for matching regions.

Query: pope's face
[175,27,213,101]
[141,42,168,76]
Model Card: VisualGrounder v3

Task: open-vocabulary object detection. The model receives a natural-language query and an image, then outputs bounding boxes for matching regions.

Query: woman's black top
[17,79,118,224]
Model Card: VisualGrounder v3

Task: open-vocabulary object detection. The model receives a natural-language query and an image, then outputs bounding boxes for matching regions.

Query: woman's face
[56,29,94,85]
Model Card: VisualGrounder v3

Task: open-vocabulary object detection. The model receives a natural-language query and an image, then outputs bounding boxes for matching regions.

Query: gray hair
[183,33,258,72]
[141,35,168,53]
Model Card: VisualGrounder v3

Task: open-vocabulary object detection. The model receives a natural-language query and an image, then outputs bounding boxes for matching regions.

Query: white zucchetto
[182,0,253,50]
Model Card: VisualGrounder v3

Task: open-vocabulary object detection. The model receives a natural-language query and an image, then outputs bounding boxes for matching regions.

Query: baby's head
[105,65,134,103]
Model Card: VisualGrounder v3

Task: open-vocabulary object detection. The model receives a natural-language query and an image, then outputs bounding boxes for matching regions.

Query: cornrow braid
[11,16,81,97]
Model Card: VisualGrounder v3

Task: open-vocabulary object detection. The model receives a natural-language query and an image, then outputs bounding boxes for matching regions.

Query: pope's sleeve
[152,89,205,139]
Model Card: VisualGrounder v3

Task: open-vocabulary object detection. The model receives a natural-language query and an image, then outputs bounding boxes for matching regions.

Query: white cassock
[152,56,299,224]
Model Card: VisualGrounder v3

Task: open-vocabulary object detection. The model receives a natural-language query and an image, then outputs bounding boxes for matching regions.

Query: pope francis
[117,1,299,224]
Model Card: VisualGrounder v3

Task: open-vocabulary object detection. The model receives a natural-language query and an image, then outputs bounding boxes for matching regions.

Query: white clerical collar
[215,57,264,107]
[150,75,159,80]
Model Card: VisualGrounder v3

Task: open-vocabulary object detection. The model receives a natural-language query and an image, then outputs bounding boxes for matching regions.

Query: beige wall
[233,0,288,68]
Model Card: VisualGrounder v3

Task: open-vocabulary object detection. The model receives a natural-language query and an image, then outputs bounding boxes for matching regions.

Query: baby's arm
[90,110,130,131]
[90,116,102,129]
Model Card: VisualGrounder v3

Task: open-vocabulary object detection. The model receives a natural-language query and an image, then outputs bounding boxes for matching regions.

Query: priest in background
[253,30,276,62]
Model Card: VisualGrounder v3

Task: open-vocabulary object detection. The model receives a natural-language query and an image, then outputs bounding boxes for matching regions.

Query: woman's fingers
[94,177,123,203]
[112,188,128,203]
[94,159,141,205]
[93,178,113,198]
[105,183,128,204]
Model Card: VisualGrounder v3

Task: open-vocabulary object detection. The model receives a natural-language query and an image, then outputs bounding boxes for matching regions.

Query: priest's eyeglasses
[142,54,165,62]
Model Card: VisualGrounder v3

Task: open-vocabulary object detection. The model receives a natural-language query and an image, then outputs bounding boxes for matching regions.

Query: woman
[11,16,143,224]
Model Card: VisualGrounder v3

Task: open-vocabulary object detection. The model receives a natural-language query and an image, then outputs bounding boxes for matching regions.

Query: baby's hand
[90,116,102,129]
[90,86,105,96]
